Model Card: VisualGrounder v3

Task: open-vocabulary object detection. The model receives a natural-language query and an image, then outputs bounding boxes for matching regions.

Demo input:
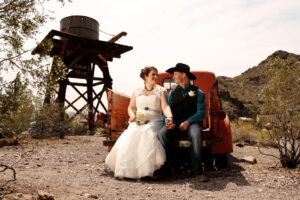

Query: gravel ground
[0,136,299,200]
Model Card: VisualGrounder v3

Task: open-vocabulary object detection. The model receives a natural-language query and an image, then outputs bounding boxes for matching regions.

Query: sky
[4,0,300,112]
[39,0,300,96]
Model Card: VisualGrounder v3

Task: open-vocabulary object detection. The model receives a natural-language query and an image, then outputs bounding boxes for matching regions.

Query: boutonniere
[188,90,196,97]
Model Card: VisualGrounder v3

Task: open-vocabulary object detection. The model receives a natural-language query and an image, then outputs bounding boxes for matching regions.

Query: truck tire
[214,154,228,169]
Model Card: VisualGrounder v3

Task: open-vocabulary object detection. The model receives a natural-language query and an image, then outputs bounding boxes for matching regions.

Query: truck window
[163,78,176,90]
[163,78,194,90]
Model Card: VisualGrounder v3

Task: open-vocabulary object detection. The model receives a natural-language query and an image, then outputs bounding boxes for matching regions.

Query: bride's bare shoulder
[155,85,166,92]
[132,87,143,96]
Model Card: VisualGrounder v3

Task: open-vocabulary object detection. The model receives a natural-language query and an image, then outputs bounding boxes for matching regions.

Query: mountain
[217,50,300,119]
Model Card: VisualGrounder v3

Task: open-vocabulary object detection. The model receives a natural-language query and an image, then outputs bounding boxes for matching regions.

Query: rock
[16,193,23,198]
[244,139,257,145]
[37,190,54,200]
[241,156,257,164]
[83,193,98,199]
[93,132,102,137]
[0,138,18,147]
[239,117,253,122]
[236,143,244,147]
[3,193,33,200]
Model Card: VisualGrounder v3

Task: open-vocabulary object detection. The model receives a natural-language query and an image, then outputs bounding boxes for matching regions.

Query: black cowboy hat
[166,63,196,80]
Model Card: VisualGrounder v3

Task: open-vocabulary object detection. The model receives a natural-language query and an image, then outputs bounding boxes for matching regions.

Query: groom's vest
[171,85,199,126]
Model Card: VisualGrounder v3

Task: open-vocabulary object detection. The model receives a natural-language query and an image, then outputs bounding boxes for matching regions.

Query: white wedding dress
[105,85,166,179]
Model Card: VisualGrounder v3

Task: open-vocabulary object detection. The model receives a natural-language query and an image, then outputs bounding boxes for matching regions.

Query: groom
[158,63,206,179]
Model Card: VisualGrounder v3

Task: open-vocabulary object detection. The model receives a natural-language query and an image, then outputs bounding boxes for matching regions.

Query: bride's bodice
[134,85,166,121]
[136,95,161,112]
[135,85,166,112]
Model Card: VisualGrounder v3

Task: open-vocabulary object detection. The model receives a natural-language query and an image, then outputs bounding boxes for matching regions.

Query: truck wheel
[214,154,228,169]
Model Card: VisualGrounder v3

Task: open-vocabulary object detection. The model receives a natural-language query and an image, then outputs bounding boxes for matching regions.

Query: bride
[105,66,174,179]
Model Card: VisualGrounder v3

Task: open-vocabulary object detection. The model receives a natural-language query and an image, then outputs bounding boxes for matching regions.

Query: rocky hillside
[217,50,300,119]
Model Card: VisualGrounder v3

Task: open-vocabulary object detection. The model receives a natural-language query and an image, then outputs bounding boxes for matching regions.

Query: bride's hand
[129,116,135,122]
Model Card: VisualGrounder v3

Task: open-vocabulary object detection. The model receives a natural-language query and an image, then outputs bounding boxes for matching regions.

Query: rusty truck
[103,71,233,169]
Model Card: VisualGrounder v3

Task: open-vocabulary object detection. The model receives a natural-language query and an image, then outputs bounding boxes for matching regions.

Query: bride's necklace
[144,85,154,92]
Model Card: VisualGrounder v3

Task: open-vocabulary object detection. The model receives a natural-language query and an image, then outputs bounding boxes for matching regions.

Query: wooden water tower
[32,16,133,131]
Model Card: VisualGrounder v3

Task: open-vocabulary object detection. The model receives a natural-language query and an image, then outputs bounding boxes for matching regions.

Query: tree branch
[257,145,281,160]
[0,164,16,189]
[0,50,31,64]
[0,145,35,189]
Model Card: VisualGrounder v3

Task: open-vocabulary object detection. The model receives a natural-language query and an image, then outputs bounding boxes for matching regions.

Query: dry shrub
[70,122,89,135]
[231,119,260,145]
[30,103,71,138]
[260,56,300,168]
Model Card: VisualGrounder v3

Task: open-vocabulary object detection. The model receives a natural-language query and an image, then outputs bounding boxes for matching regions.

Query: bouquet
[134,109,149,126]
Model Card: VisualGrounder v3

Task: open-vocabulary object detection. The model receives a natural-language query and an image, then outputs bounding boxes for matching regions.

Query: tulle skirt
[105,119,165,179]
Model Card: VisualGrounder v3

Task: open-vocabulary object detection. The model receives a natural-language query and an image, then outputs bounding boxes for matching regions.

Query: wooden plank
[108,32,127,43]
[52,39,121,58]
[32,29,133,57]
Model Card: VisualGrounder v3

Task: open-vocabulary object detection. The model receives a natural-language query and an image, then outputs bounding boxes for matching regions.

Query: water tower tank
[60,15,99,40]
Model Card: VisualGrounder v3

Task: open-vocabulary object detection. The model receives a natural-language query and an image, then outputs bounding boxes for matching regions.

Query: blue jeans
[158,123,203,175]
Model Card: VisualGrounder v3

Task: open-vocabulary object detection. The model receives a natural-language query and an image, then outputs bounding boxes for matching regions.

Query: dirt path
[1,136,299,200]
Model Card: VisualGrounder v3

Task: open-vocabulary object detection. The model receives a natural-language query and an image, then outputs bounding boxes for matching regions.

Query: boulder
[241,156,257,164]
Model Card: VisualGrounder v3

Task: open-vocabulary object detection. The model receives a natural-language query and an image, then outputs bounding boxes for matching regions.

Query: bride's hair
[140,66,158,80]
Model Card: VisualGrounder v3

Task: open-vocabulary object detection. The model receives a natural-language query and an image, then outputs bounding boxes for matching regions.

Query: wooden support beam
[65,91,88,110]
[99,100,107,113]
[93,90,102,113]
[64,98,80,113]
[77,102,99,117]
[92,56,112,89]
[93,88,107,113]
[67,81,87,87]
[87,74,95,131]
[70,84,88,102]
[57,79,67,103]
[67,76,104,81]
[65,54,85,69]
[70,84,99,114]
[108,32,127,43]
[93,81,104,87]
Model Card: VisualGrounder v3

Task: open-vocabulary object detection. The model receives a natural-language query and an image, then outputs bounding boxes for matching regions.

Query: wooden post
[87,64,95,132]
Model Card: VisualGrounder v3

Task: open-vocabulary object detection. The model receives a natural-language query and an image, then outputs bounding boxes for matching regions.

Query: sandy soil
[0,136,299,200]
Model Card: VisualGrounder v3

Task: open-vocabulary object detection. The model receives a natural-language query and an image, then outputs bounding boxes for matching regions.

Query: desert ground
[0,135,299,200]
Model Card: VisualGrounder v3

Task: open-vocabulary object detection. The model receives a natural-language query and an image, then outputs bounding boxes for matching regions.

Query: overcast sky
[3,0,300,112]
[41,0,300,95]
